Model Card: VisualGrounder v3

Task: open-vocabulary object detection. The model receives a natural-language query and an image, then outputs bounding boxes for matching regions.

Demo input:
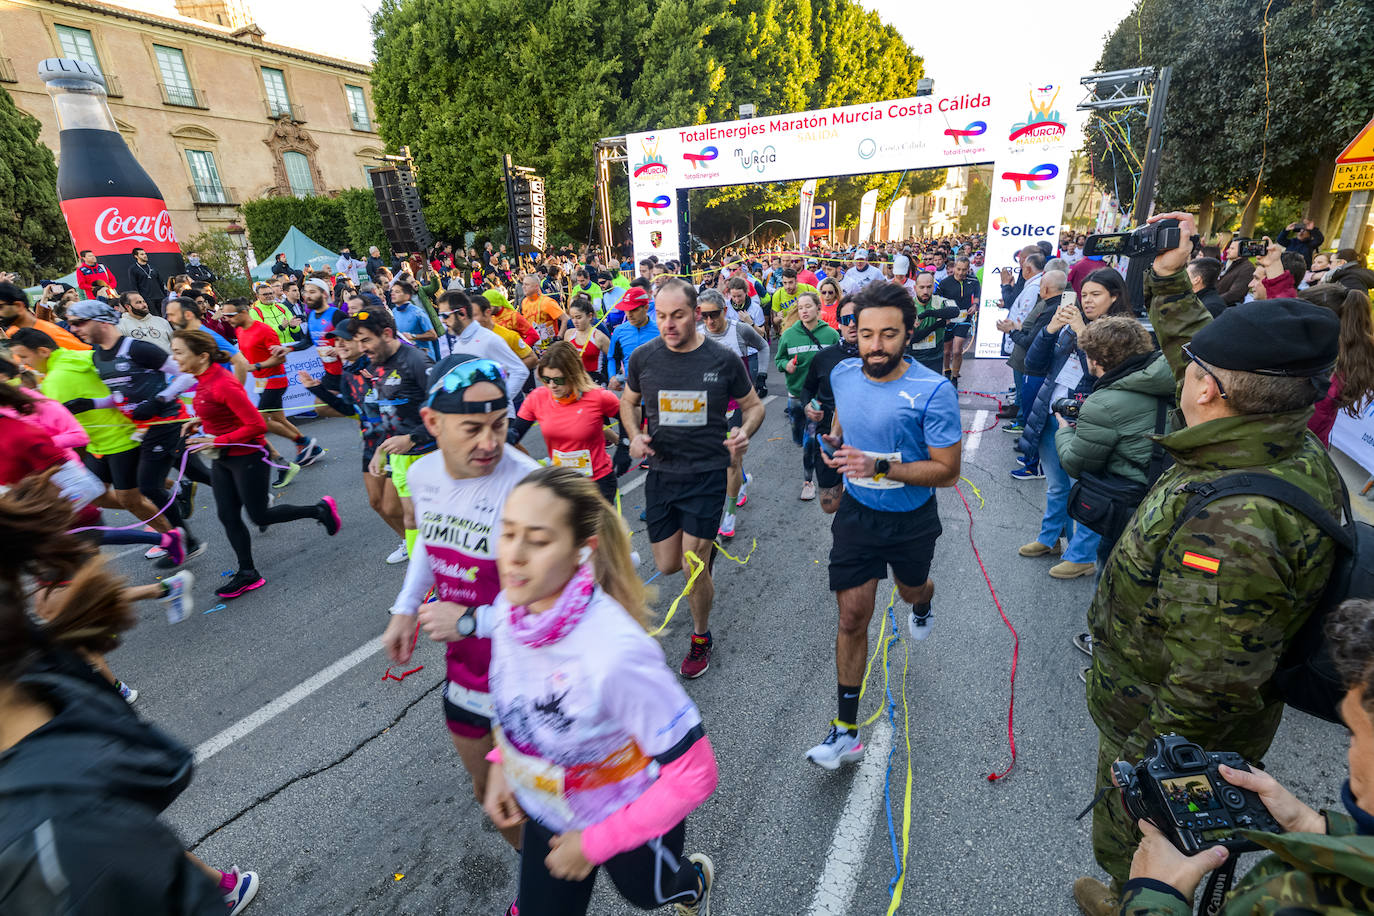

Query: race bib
[849,450,903,490]
[658,389,708,427]
[498,733,576,822]
[552,448,593,476]
[445,680,495,718]
[920,331,938,346]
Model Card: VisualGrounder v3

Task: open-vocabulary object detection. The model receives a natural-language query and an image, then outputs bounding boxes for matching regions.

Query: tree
[182,229,252,300]
[959,168,993,233]
[0,87,70,283]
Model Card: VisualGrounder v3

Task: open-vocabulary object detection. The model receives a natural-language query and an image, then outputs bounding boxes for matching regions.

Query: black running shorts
[84,445,140,491]
[257,385,286,414]
[828,490,941,592]
[644,469,728,544]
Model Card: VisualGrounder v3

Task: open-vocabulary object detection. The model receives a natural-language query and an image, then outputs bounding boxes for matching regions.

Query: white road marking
[964,409,989,457]
[804,720,894,916]
[193,638,382,764]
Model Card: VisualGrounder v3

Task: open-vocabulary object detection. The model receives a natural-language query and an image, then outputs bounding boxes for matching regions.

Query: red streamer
[958,389,1006,434]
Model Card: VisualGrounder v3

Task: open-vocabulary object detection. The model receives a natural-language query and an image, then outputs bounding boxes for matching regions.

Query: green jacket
[909,294,956,361]
[1056,350,1175,484]
[775,319,841,397]
[1085,267,1342,765]
[1121,811,1374,915]
[38,348,137,456]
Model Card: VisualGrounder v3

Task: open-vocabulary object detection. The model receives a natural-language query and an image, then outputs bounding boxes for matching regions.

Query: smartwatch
[456,606,477,637]
[873,458,891,481]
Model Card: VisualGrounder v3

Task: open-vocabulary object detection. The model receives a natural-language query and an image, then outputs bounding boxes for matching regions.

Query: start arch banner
[627,78,1076,357]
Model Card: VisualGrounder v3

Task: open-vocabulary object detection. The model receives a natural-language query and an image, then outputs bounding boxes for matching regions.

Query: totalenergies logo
[633,135,668,179]
[1009,84,1067,143]
[95,206,177,246]
[683,146,718,164]
[636,195,671,215]
[944,121,987,145]
[1000,163,1059,191]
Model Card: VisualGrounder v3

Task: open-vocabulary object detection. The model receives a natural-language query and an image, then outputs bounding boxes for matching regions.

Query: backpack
[1150,472,1374,723]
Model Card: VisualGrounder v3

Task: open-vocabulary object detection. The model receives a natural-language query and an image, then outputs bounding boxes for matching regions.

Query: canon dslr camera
[1112,734,1281,853]
[1084,218,1187,259]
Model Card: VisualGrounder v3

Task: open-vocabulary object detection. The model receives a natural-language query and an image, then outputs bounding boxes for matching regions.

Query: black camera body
[1111,735,1282,854]
[1232,238,1268,259]
[1083,218,1184,259]
[1051,397,1081,420]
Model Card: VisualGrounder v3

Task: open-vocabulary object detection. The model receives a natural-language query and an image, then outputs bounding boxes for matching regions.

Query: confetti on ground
[220,570,234,577]
[393,874,404,881]
[203,604,226,615]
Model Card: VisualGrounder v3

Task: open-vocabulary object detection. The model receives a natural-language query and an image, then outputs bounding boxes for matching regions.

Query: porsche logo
[649,231,662,248]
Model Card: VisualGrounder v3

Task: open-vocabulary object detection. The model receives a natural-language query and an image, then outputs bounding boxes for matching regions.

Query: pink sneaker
[680,633,712,679]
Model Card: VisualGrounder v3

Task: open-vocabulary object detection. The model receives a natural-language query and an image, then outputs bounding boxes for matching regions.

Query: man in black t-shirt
[621,279,766,679]
[935,255,980,384]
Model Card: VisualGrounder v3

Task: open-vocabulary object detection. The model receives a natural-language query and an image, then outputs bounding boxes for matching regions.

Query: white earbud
[577,545,592,565]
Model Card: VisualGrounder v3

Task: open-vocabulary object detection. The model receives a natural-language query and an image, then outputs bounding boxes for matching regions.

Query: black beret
[1189,298,1338,377]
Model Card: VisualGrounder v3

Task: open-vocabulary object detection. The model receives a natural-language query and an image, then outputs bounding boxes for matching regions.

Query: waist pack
[1068,398,1171,545]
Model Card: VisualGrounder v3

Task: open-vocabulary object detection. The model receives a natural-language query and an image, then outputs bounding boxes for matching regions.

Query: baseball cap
[425,354,509,413]
[325,318,357,341]
[67,299,120,324]
[619,287,650,311]
[892,254,911,276]
[304,278,332,297]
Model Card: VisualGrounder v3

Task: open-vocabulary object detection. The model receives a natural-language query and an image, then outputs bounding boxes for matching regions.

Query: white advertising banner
[856,189,880,244]
[1332,406,1374,475]
[797,179,817,248]
[246,345,328,417]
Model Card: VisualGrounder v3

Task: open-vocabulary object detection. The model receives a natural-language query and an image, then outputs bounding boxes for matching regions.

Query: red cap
[618,287,650,311]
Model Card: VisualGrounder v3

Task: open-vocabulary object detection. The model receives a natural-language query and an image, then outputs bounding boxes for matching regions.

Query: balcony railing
[265,100,305,122]
[160,83,207,108]
[0,57,16,83]
[103,73,123,98]
[349,112,372,131]
[189,184,238,206]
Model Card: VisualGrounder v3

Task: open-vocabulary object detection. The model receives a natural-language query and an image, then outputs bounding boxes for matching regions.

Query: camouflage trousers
[1092,730,1138,893]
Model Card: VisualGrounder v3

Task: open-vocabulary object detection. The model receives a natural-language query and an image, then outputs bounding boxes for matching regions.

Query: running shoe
[909,603,933,641]
[144,543,167,560]
[155,536,205,570]
[316,496,342,536]
[173,480,196,520]
[1001,422,1025,434]
[295,437,321,466]
[1009,465,1044,481]
[114,679,138,705]
[160,527,186,567]
[386,542,409,565]
[216,570,266,599]
[300,442,325,467]
[674,854,714,916]
[505,901,519,916]
[1078,666,1091,684]
[735,473,749,507]
[718,511,736,538]
[680,633,712,679]
[272,462,302,489]
[221,867,259,915]
[805,722,864,770]
[1073,632,1093,657]
[160,570,195,624]
[800,480,816,501]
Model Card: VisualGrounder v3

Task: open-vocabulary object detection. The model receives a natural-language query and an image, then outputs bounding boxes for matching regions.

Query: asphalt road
[97,356,1349,916]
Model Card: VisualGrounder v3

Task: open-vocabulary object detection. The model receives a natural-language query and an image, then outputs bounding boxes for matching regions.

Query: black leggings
[138,424,192,533]
[210,452,320,572]
[518,819,700,915]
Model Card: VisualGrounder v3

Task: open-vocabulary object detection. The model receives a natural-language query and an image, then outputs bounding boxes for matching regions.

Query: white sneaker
[631,550,642,567]
[908,605,933,641]
[718,511,736,538]
[221,867,259,915]
[385,542,408,565]
[805,722,865,770]
[800,480,816,501]
[115,680,138,705]
[160,570,195,624]
[735,473,749,508]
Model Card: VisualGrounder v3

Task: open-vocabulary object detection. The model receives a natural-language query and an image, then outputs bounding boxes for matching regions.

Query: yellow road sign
[1331,114,1374,192]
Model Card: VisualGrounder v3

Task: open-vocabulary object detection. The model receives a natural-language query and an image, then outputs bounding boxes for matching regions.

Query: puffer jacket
[1056,349,1175,483]
[1017,322,1092,454]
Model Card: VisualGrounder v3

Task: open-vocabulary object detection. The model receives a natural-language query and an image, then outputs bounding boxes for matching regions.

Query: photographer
[1216,238,1256,306]
[1247,241,1306,301]
[1075,212,1344,916]
[1118,598,1374,915]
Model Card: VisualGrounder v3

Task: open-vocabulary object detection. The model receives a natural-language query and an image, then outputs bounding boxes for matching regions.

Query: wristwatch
[456,606,477,637]
[873,458,891,481]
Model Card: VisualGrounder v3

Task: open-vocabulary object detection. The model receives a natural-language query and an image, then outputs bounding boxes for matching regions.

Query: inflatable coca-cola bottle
[38,58,184,293]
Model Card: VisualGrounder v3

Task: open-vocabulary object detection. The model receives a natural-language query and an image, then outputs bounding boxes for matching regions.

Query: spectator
[124,247,164,317]
[184,250,217,284]
[1299,283,1374,447]
[997,268,1063,450]
[365,246,385,283]
[1248,243,1306,300]
[999,250,1047,433]
[1067,252,1104,296]
[1118,598,1374,915]
[270,252,295,280]
[74,250,117,299]
[1216,238,1257,305]
[115,291,175,353]
[1301,252,1331,288]
[0,282,90,351]
[1277,219,1325,265]
[335,247,366,284]
[1185,256,1227,317]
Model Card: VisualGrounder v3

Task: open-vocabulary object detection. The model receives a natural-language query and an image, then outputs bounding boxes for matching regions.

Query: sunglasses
[839,314,857,326]
[437,311,454,320]
[699,309,723,319]
[426,358,508,405]
[541,374,568,387]
[1181,344,1227,399]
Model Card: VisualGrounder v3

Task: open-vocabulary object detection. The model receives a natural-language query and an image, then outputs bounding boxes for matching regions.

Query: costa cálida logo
[61,196,181,255]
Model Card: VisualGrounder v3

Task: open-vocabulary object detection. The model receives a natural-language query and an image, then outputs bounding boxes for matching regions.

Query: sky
[136,0,1138,142]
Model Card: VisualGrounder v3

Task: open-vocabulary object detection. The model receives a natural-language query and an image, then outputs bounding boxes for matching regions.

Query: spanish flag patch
[1181,551,1221,574]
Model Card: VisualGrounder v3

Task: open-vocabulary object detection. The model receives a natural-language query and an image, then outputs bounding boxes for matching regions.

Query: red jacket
[76,263,117,299]
[1262,271,1298,300]
[192,363,267,455]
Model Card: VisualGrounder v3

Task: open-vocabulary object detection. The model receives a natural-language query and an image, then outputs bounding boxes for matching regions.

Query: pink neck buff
[508,563,595,648]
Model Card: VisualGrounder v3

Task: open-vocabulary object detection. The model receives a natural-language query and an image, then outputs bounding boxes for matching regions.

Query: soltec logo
[734,145,777,173]
[683,146,718,164]
[95,207,177,246]
[996,221,1057,238]
[991,217,1008,231]
[1000,162,1059,191]
[944,121,987,145]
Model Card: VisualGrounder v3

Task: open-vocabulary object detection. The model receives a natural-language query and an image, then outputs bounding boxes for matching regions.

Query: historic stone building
[0,0,383,257]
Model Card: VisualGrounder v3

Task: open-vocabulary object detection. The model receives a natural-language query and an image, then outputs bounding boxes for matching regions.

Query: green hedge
[240,189,393,262]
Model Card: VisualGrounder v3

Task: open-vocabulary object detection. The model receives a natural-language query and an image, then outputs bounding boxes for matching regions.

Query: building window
[345,84,370,130]
[283,151,314,197]
[154,45,198,107]
[262,67,291,118]
[186,149,226,203]
[55,25,102,73]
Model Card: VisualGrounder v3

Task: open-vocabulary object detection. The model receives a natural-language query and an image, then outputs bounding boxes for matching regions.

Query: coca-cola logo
[94,207,178,246]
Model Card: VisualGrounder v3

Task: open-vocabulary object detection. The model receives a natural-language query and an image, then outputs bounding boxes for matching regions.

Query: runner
[817,277,843,329]
[562,297,610,383]
[224,300,309,487]
[380,354,537,876]
[170,329,340,600]
[907,272,962,375]
[1,281,90,350]
[936,255,981,384]
[520,274,566,350]
[61,300,205,569]
[767,269,819,334]
[470,466,717,915]
[620,279,765,678]
[696,289,768,538]
[802,295,860,515]
[837,249,884,295]
[806,281,962,768]
[509,341,622,504]
[299,278,348,394]
[164,297,250,383]
[471,295,538,374]
[774,291,840,501]
[434,290,530,409]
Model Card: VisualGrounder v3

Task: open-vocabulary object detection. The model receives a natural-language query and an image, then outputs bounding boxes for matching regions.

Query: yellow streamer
[647,550,705,636]
[886,621,915,916]
[837,585,898,732]
[711,537,756,565]
[959,476,985,509]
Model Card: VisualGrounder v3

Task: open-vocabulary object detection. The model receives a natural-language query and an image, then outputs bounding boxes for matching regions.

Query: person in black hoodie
[0,478,257,914]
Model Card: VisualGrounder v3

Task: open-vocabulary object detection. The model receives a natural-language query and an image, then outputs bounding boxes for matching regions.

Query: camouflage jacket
[1119,810,1374,915]
[1086,268,1342,763]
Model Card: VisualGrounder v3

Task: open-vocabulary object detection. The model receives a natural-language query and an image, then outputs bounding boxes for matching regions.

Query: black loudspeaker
[370,165,434,255]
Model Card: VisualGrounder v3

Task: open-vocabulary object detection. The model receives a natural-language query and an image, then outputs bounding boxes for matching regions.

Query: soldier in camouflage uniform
[1075,212,1344,916]
[1117,598,1374,915]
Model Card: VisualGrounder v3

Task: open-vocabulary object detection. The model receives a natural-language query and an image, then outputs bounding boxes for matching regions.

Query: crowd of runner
[4,220,1374,916]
